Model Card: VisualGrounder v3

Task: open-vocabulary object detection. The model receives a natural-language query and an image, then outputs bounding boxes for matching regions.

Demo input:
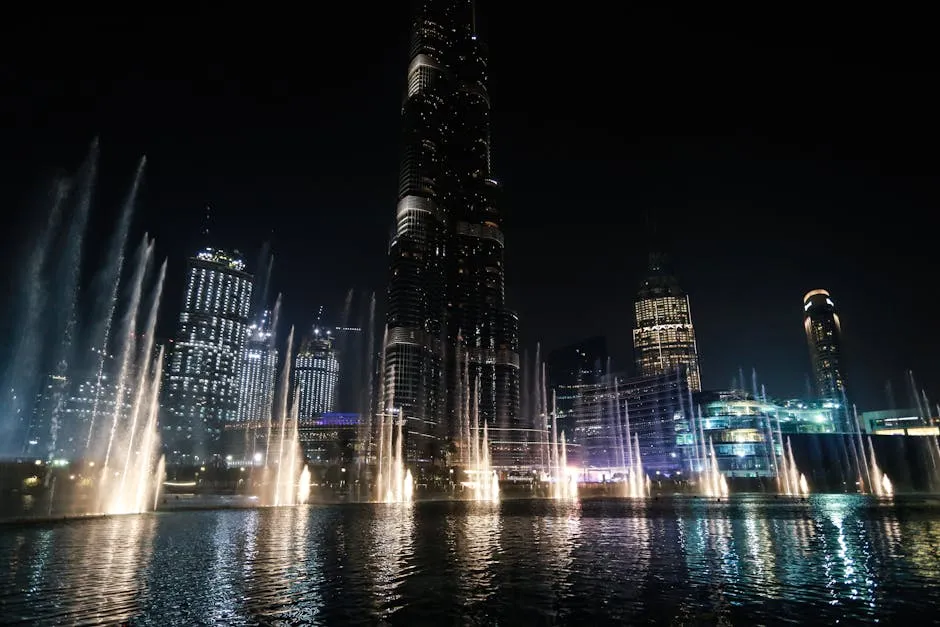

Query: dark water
[2,495,940,625]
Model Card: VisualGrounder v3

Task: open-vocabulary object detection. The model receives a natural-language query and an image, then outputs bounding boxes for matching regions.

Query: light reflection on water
[1,495,940,624]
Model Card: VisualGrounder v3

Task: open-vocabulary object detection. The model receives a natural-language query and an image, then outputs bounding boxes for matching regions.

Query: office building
[633,253,702,392]
[164,248,252,463]
[294,326,340,418]
[236,310,277,424]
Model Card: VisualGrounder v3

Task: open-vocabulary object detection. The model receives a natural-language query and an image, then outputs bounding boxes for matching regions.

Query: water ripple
[1,495,940,624]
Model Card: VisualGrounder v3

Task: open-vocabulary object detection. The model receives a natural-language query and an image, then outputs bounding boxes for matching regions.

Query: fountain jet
[375,364,413,504]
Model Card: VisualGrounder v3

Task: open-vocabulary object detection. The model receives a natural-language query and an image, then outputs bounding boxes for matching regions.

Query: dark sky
[1,5,937,410]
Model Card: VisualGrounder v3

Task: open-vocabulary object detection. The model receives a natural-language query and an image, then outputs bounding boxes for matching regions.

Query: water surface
[2,495,940,625]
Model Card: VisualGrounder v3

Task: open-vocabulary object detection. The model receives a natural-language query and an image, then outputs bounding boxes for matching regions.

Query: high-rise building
[236,310,277,424]
[803,289,847,403]
[164,248,252,463]
[633,253,702,392]
[571,368,690,474]
[384,0,520,464]
[547,337,608,436]
[294,326,340,418]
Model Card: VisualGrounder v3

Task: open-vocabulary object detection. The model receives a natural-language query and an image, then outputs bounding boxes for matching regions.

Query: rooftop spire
[471,0,477,36]
[202,204,212,245]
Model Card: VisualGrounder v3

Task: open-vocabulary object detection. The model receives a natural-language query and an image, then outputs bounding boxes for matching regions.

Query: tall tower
[384,0,520,464]
[633,253,702,392]
[294,326,340,418]
[164,247,252,463]
[803,289,847,402]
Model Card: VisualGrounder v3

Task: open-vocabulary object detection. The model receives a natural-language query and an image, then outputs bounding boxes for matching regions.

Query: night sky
[1,5,937,410]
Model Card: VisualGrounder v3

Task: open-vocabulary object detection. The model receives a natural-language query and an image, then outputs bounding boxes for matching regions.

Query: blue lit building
[570,368,689,475]
[679,391,839,478]
[298,412,359,465]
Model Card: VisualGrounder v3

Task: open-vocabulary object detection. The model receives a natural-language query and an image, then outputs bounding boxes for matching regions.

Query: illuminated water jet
[375,364,413,504]
[701,437,728,498]
[297,465,311,505]
[259,327,305,507]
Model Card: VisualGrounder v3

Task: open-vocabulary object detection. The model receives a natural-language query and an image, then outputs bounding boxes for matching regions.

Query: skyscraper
[236,309,277,424]
[164,248,252,463]
[294,326,340,418]
[803,289,847,402]
[547,337,608,436]
[384,0,520,464]
[633,253,702,392]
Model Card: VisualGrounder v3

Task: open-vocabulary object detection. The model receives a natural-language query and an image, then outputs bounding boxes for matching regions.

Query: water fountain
[776,435,810,497]
[457,352,499,503]
[701,437,729,498]
[0,142,167,516]
[624,433,648,498]
[297,465,311,505]
[548,393,577,500]
[374,364,413,504]
[259,327,308,507]
[612,396,647,498]
[866,436,894,497]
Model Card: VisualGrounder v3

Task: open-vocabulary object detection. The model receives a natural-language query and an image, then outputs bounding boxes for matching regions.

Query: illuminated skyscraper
[803,289,847,402]
[633,253,702,392]
[236,309,277,424]
[384,0,520,463]
[294,326,340,418]
[164,248,252,462]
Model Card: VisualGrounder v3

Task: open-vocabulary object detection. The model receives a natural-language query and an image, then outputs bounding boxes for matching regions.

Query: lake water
[2,495,940,625]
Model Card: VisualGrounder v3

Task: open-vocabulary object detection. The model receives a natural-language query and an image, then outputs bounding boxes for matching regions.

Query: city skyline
[1,5,938,409]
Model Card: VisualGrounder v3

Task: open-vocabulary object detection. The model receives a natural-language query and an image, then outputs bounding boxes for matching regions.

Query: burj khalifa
[384,0,520,465]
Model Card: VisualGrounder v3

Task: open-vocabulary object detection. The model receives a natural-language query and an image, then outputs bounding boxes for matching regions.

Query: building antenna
[202,204,211,244]
[471,0,477,37]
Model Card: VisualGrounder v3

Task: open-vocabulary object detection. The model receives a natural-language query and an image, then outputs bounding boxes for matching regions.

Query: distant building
[297,412,359,465]
[164,248,252,463]
[633,253,702,392]
[803,289,847,406]
[571,368,690,475]
[857,408,939,436]
[236,310,277,424]
[681,391,839,479]
[26,348,134,460]
[547,337,608,436]
[294,326,340,418]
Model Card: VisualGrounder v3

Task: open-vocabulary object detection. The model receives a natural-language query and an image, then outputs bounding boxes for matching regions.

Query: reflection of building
[297,413,359,465]
[236,310,277,424]
[633,253,702,392]
[547,337,608,437]
[383,0,520,464]
[571,369,689,474]
[294,327,340,418]
[678,390,838,478]
[803,289,847,403]
[164,248,252,463]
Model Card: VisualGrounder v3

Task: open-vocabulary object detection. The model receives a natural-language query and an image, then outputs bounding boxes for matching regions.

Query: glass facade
[680,391,838,478]
[571,369,690,474]
[385,0,519,464]
[633,253,702,392]
[164,248,252,463]
[547,337,608,438]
